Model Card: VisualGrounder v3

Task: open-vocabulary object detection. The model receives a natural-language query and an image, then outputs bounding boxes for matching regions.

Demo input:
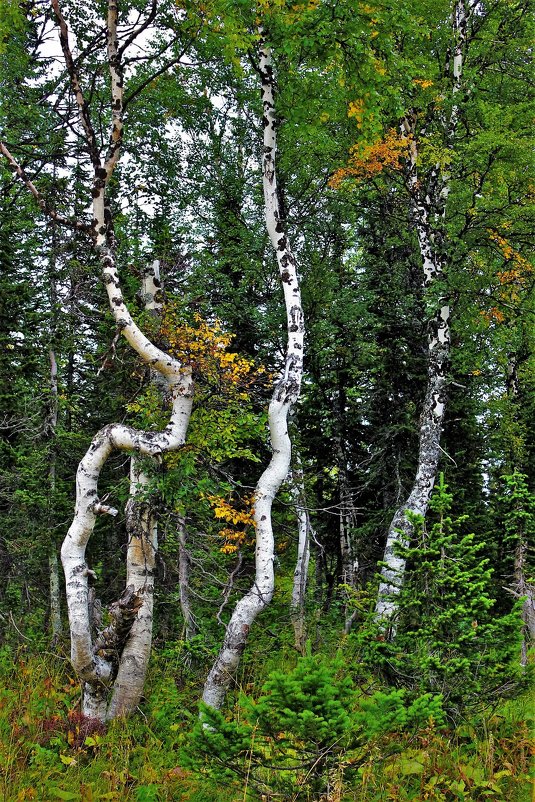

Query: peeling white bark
[376,0,468,628]
[202,34,304,710]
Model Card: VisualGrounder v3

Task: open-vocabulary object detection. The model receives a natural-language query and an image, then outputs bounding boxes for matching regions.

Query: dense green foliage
[0,0,533,798]
[0,640,532,801]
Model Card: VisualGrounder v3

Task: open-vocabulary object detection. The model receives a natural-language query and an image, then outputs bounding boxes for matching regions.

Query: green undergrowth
[0,645,532,802]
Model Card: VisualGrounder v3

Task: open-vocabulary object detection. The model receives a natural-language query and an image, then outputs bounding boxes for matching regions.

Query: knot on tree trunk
[93,584,143,662]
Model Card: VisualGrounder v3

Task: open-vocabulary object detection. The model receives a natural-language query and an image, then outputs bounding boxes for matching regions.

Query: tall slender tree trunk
[515,536,535,666]
[202,33,305,711]
[505,356,535,666]
[48,345,62,640]
[178,516,197,642]
[48,226,62,640]
[375,0,468,629]
[290,461,311,653]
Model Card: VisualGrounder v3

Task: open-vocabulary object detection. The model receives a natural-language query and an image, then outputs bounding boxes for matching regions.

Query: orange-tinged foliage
[160,305,266,398]
[204,492,256,553]
[480,307,506,325]
[413,78,434,89]
[329,129,409,188]
[480,231,533,324]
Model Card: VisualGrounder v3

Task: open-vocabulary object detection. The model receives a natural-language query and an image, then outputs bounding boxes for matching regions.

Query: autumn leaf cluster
[329,128,408,188]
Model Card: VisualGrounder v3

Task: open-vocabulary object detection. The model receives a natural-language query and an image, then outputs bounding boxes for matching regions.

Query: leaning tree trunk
[1,1,195,719]
[202,33,305,711]
[375,0,469,629]
[49,0,194,719]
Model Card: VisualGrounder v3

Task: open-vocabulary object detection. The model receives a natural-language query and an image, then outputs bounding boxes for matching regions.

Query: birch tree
[1,0,195,720]
[202,32,305,710]
[374,0,471,627]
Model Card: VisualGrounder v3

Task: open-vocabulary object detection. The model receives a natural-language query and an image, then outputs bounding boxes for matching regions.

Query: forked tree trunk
[47,1,194,719]
[0,0,195,718]
[375,0,469,629]
[202,34,305,711]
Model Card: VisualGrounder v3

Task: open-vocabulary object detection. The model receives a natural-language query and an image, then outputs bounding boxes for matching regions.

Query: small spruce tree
[357,475,525,717]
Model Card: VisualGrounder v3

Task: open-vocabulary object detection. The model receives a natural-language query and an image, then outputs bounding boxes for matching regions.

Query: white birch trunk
[375,0,468,628]
[107,464,158,717]
[107,261,166,716]
[202,35,305,710]
[53,1,193,718]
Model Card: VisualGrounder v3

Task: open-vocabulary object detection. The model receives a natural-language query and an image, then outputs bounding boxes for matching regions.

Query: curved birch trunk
[50,1,194,718]
[375,0,468,629]
[2,0,195,717]
[202,34,305,710]
[107,261,165,717]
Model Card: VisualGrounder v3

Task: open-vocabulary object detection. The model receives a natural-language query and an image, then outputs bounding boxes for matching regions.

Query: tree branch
[0,141,90,232]
[51,0,102,171]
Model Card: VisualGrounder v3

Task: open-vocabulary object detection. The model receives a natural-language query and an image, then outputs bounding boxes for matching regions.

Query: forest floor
[0,642,532,802]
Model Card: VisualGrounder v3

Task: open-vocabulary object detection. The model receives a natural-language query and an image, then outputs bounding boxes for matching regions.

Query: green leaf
[48,789,81,801]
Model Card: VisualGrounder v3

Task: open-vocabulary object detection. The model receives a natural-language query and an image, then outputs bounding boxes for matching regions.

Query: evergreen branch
[0,141,89,233]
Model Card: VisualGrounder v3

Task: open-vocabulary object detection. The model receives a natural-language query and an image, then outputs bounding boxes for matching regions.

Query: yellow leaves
[205,493,255,526]
[373,59,386,76]
[347,99,366,127]
[413,78,434,89]
[489,230,532,275]
[205,492,256,553]
[329,129,409,188]
[487,229,533,309]
[160,305,266,398]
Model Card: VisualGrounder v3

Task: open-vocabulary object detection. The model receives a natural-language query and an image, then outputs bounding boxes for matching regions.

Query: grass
[0,644,532,802]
